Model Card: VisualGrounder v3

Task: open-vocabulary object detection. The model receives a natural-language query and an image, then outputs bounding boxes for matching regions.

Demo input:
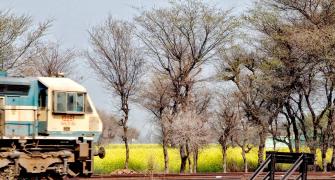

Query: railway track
[74,172,335,179]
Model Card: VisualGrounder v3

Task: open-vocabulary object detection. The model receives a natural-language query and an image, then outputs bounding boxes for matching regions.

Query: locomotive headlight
[98,146,105,159]
[94,146,105,159]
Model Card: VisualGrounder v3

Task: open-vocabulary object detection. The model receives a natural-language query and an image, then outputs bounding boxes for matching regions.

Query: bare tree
[189,88,212,173]
[141,82,211,173]
[218,46,282,166]
[212,94,240,173]
[136,0,237,172]
[139,73,172,173]
[233,119,257,173]
[22,41,76,77]
[171,101,211,173]
[86,17,144,169]
[0,10,50,74]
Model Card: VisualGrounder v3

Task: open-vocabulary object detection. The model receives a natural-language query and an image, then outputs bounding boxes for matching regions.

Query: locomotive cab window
[54,91,85,114]
[0,84,30,96]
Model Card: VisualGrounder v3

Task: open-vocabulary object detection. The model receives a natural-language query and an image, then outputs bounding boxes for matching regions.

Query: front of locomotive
[0,74,104,178]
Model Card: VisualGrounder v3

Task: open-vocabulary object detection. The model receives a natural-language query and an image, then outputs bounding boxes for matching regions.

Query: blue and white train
[0,72,104,178]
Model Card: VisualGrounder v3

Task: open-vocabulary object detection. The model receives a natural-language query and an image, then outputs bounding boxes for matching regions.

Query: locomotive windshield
[0,84,30,96]
[54,91,85,114]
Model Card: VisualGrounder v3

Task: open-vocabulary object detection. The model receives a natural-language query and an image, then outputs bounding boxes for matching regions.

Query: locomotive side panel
[1,79,39,137]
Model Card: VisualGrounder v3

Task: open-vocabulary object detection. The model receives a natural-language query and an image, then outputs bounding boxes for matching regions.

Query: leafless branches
[136,0,237,108]
[22,41,76,77]
[171,88,212,173]
[139,73,172,173]
[211,93,240,173]
[233,120,256,173]
[86,17,144,169]
[0,10,51,74]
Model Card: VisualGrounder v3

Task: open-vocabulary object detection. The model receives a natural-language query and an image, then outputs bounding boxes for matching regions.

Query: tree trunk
[321,130,330,172]
[221,143,227,173]
[123,126,129,169]
[162,132,169,173]
[258,130,266,166]
[331,144,335,170]
[193,148,198,173]
[179,144,188,173]
[322,150,327,172]
[286,103,300,153]
[242,147,248,173]
[310,146,317,171]
[188,154,192,173]
[284,124,293,153]
[185,142,192,173]
[122,102,130,169]
[292,121,300,153]
[330,102,335,170]
[287,139,293,153]
[272,136,276,151]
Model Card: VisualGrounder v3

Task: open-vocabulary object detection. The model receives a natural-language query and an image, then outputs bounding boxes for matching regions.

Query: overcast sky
[0,0,252,140]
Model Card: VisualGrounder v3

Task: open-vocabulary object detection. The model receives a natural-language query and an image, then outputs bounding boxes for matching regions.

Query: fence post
[269,152,275,180]
[300,154,307,180]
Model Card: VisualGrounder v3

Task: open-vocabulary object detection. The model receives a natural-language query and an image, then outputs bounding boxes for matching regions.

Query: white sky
[0,0,253,140]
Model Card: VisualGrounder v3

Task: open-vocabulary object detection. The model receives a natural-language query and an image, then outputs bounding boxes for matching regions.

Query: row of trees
[219,0,335,172]
[2,0,335,173]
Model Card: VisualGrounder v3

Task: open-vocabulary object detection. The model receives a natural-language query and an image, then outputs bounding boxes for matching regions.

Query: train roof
[38,77,86,92]
[0,76,86,92]
[0,77,35,85]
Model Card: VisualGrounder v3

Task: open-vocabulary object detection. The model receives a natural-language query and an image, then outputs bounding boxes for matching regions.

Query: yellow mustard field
[93,144,333,174]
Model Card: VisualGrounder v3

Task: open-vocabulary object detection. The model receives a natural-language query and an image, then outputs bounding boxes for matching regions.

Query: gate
[249,151,315,180]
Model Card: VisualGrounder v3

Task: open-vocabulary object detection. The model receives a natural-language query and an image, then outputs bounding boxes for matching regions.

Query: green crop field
[93,144,333,174]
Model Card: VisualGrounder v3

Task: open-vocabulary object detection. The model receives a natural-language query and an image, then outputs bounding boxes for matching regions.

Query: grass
[93,144,334,174]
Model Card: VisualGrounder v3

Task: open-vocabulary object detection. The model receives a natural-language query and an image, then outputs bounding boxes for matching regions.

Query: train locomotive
[0,72,105,178]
